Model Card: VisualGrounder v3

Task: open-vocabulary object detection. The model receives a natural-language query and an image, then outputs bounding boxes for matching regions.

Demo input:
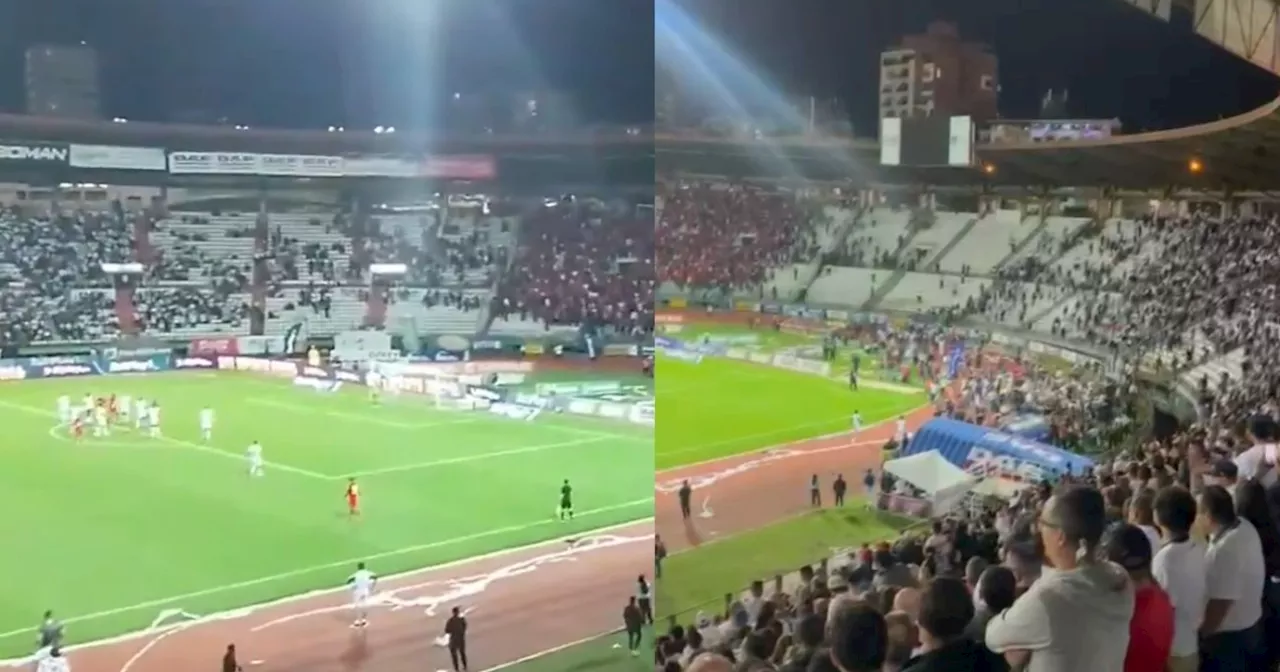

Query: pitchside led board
[880,115,975,168]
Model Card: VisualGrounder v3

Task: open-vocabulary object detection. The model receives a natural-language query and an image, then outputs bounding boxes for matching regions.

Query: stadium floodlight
[1188,158,1203,174]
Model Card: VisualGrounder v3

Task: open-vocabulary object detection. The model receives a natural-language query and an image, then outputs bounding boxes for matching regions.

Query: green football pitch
[656,325,928,469]
[654,322,927,621]
[0,370,653,655]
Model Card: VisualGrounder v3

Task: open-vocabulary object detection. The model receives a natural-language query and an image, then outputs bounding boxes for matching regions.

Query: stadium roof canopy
[657,95,1280,190]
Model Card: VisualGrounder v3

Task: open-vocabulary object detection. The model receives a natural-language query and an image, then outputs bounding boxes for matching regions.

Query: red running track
[655,405,936,553]
[14,520,652,672]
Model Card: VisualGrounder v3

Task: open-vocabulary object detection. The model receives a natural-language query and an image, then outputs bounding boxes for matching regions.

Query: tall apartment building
[878,22,997,122]
[25,44,101,119]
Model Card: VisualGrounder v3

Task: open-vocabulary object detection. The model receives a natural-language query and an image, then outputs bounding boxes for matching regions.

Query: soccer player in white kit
[851,410,863,434]
[147,404,162,437]
[134,398,149,430]
[56,396,71,425]
[118,395,132,423]
[246,441,264,477]
[200,407,215,441]
[367,371,383,404]
[346,562,378,628]
[92,403,109,437]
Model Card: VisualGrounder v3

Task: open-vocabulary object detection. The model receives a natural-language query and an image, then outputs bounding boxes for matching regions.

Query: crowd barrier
[661,517,931,629]
[0,350,654,428]
[0,352,215,381]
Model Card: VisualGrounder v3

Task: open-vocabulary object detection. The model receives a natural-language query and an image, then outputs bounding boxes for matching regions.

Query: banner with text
[167,151,497,179]
[0,141,68,166]
[70,144,166,171]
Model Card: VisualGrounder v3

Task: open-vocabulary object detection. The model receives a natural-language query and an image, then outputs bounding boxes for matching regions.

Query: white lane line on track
[0,507,655,661]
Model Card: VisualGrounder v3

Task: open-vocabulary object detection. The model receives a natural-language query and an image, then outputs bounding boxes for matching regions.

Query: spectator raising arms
[984,485,1134,671]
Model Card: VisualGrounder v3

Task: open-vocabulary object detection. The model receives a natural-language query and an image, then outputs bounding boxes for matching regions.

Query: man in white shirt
[346,562,378,628]
[1233,415,1278,487]
[1152,486,1207,672]
[1198,485,1265,672]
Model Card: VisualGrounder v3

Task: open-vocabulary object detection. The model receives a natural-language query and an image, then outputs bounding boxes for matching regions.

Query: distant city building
[25,44,101,119]
[878,22,997,123]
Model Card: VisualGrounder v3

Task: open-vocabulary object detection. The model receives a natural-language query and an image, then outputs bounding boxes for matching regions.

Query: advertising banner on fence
[190,337,239,356]
[168,151,497,179]
[236,335,287,356]
[418,155,496,180]
[0,141,68,166]
[69,145,167,171]
[0,352,218,380]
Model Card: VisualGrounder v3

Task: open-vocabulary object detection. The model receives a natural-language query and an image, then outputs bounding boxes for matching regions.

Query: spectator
[1204,460,1240,502]
[1125,489,1162,553]
[873,550,918,591]
[965,566,1016,642]
[1151,486,1206,672]
[985,485,1134,671]
[1236,415,1278,487]
[826,596,887,672]
[883,611,918,672]
[1231,479,1280,667]
[902,577,1006,672]
[962,557,988,594]
[1198,485,1265,671]
[778,613,824,672]
[1102,523,1173,672]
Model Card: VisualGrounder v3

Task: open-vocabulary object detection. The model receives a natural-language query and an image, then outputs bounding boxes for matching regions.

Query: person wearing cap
[1103,523,1173,672]
[1204,460,1240,502]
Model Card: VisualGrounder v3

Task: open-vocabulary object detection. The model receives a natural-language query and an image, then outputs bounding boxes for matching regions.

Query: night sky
[0,0,655,129]
[673,0,1279,135]
[0,0,1275,136]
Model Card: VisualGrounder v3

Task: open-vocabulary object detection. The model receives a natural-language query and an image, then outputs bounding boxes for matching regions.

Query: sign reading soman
[0,143,68,163]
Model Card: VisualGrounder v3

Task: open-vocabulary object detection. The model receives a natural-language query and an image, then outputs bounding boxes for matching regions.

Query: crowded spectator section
[0,190,654,348]
[491,197,654,339]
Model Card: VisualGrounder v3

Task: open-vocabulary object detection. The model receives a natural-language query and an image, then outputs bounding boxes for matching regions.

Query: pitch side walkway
[655,406,934,553]
[23,520,653,672]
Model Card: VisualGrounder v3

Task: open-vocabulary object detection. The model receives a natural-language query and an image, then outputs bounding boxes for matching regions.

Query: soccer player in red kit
[346,478,360,517]
[107,395,119,423]
[70,412,84,440]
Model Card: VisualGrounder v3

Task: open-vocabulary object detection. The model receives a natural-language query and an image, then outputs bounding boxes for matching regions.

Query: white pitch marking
[0,511,654,660]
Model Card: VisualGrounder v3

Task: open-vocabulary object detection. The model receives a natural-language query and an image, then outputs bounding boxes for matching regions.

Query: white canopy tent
[883,450,980,516]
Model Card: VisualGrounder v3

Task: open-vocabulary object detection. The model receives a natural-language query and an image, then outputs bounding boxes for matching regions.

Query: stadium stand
[0,189,652,348]
[655,176,1280,672]
[492,199,654,337]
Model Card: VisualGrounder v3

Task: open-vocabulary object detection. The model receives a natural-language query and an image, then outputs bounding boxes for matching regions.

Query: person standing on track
[834,474,848,506]
[444,606,468,671]
[623,596,645,656]
[810,474,822,507]
[637,575,654,624]
[678,480,693,519]
[221,644,242,672]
